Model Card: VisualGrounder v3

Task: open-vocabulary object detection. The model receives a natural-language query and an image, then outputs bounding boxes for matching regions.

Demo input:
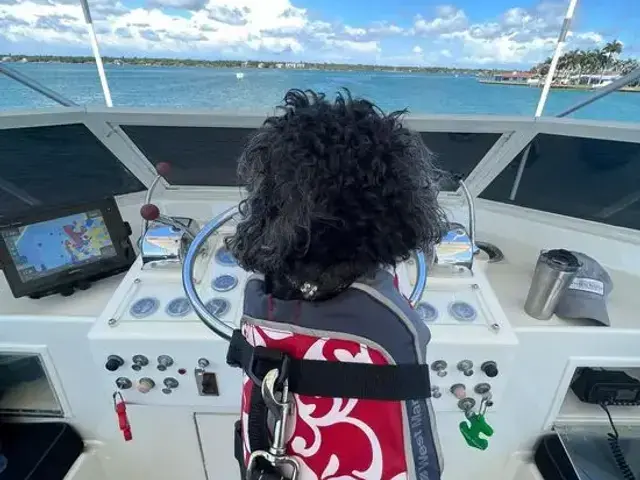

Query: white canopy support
[0,63,78,106]
[79,0,113,107]
[510,0,579,200]
[534,0,579,118]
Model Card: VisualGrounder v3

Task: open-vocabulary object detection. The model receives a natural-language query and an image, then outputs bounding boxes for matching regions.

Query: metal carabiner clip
[246,369,300,480]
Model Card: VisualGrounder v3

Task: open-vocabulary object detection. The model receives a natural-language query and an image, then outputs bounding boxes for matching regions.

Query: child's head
[226,89,447,296]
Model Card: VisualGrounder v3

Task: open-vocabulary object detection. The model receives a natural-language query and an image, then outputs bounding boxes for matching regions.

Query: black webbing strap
[234,420,284,480]
[226,329,432,401]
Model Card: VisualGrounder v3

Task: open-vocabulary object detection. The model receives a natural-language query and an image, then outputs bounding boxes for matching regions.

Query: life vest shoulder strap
[226,329,432,401]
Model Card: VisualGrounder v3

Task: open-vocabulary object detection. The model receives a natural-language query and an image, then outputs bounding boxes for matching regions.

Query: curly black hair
[225,89,448,298]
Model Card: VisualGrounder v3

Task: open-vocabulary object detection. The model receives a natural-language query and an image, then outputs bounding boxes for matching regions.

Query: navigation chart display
[1,210,116,282]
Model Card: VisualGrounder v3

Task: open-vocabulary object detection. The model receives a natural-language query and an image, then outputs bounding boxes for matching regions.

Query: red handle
[115,401,132,441]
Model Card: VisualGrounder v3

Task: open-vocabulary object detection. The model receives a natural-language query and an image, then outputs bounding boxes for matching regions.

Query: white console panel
[90,228,517,415]
[398,260,518,412]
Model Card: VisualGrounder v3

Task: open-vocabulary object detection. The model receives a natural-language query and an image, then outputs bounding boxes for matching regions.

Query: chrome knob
[474,383,491,395]
[132,355,149,371]
[115,377,132,390]
[105,355,124,372]
[457,359,474,376]
[157,355,174,371]
[450,383,466,399]
[458,397,476,412]
[137,377,155,393]
[198,358,210,368]
[431,386,442,399]
[163,377,179,389]
[431,360,448,377]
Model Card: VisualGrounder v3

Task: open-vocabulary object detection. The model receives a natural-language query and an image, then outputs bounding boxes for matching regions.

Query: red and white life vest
[226,270,443,480]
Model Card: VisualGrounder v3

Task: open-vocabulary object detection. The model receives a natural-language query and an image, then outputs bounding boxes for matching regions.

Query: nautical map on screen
[1,209,116,282]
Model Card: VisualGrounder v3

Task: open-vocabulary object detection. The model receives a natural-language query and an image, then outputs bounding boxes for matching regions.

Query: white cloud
[0,0,621,67]
[409,1,606,66]
[413,5,468,34]
[0,0,382,59]
[148,0,206,10]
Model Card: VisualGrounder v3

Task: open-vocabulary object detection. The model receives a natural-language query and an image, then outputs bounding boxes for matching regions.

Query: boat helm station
[2,3,640,477]
[1,143,640,480]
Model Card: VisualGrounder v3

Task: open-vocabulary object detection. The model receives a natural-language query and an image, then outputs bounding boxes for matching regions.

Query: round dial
[130,297,160,318]
[215,247,237,266]
[205,298,230,318]
[449,301,477,322]
[166,297,192,317]
[211,274,238,292]
[416,302,439,323]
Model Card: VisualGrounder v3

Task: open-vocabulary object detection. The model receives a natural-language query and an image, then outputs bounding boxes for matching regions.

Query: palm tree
[603,40,623,63]
[600,40,623,80]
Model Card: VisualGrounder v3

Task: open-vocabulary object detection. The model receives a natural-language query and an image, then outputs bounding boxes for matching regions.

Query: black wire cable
[600,402,637,480]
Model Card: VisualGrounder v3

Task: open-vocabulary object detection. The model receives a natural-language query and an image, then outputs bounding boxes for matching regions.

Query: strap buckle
[248,346,290,389]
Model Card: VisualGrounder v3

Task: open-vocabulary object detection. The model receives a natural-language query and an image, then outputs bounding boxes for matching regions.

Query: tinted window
[420,132,501,190]
[0,124,145,218]
[121,126,253,186]
[121,127,501,189]
[481,134,640,231]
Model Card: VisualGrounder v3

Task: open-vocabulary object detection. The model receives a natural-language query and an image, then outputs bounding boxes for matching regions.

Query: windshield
[1,0,639,232]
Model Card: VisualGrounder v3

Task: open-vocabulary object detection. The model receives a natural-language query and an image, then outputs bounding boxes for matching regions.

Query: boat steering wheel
[182,205,429,341]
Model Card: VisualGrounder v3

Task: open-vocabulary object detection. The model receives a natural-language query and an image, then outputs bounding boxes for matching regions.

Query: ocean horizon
[2,62,640,123]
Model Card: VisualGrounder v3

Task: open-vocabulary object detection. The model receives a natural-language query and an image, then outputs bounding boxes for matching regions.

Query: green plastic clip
[459,412,494,450]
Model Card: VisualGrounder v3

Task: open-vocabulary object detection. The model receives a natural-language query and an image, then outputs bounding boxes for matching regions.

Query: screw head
[108,318,117,327]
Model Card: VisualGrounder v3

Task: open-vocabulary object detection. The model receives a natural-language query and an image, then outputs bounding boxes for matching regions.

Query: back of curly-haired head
[225,89,448,296]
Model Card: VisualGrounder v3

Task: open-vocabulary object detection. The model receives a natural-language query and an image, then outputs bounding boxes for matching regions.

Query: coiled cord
[600,402,636,480]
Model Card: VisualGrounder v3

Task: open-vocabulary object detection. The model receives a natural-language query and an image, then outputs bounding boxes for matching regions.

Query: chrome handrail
[411,250,428,306]
[458,179,476,272]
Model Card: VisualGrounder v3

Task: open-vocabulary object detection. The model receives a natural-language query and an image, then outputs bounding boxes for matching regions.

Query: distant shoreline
[478,78,640,93]
[0,54,490,75]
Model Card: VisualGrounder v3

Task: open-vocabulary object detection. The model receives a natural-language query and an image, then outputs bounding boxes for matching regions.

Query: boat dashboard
[81,196,518,418]
[0,191,518,416]
[2,191,640,480]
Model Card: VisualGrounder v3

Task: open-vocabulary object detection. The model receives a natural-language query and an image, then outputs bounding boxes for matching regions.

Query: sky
[0,0,638,68]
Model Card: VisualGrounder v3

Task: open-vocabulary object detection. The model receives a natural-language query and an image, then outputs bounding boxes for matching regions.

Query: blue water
[1,63,640,122]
